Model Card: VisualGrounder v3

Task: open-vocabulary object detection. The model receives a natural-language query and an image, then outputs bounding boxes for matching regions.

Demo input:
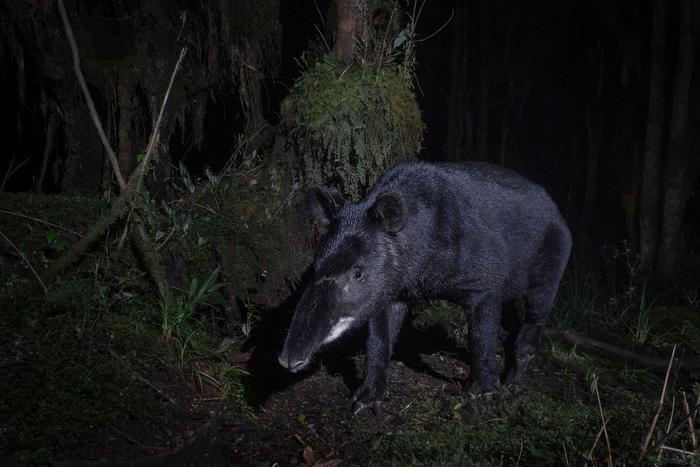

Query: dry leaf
[302,446,315,465]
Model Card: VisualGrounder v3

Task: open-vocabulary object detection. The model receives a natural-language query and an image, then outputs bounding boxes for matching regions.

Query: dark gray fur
[279,161,572,411]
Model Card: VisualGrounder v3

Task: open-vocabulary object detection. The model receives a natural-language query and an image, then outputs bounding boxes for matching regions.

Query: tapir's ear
[371,192,407,233]
[306,186,346,235]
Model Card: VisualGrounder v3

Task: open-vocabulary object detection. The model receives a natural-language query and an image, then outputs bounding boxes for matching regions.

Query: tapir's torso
[355,161,566,307]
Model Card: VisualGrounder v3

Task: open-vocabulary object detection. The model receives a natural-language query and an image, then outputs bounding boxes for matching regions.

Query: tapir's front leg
[351,301,407,415]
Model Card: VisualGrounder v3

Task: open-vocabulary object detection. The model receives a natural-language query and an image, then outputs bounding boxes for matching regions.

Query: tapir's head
[278,186,408,372]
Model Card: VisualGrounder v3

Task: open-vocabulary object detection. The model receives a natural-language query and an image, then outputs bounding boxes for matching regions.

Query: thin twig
[682,392,698,451]
[515,438,524,466]
[641,345,677,455]
[414,9,455,43]
[659,445,697,456]
[0,230,48,295]
[666,395,676,433]
[586,419,608,464]
[593,375,613,466]
[57,0,126,189]
[0,209,81,236]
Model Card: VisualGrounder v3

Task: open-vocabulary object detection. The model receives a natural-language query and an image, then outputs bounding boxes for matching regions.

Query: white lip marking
[323,317,355,344]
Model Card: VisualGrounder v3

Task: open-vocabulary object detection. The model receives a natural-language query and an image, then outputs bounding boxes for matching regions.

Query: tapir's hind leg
[504,223,571,385]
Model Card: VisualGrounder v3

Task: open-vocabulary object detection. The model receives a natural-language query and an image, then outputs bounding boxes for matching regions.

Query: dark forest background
[1,1,700,464]
[3,0,699,283]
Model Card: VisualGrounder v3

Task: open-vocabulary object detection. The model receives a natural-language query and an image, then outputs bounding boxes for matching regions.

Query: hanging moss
[281,57,424,198]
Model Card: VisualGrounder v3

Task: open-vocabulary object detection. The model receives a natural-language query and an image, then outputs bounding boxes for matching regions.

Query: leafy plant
[217,363,250,410]
[178,161,196,194]
[237,292,262,339]
[160,267,226,360]
[46,230,67,253]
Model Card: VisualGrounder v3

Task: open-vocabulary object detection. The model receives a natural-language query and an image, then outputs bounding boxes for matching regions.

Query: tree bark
[638,0,667,275]
[657,0,698,281]
[334,0,368,63]
[36,110,56,193]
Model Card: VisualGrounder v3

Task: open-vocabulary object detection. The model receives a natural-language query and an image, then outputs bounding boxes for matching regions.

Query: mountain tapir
[278,161,571,414]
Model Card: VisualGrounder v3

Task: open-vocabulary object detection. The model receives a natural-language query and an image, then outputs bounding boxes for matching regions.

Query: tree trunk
[581,110,601,233]
[579,44,605,246]
[476,5,490,162]
[334,0,368,63]
[657,0,697,281]
[638,0,667,275]
[446,0,471,161]
[36,110,56,193]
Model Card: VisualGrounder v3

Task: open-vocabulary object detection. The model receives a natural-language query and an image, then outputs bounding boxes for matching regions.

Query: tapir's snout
[277,352,310,373]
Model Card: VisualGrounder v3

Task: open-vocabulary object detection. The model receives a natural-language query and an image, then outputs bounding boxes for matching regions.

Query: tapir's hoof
[351,399,383,417]
[466,381,500,399]
[459,390,503,421]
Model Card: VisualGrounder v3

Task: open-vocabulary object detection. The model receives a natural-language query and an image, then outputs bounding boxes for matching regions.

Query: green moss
[281,56,424,198]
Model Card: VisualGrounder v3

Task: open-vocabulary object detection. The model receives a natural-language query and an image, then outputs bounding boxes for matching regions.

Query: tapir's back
[369,161,563,227]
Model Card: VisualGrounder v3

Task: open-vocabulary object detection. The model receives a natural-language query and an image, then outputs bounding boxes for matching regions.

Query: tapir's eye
[352,267,363,281]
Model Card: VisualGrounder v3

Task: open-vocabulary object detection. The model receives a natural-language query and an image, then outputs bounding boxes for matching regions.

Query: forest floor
[2,192,700,466]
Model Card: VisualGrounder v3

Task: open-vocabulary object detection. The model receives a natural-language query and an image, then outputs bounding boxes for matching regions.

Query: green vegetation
[551,247,700,356]
[281,55,424,198]
[0,153,289,461]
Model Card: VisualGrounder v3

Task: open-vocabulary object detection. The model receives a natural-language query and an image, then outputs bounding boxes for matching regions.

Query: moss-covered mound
[281,57,424,198]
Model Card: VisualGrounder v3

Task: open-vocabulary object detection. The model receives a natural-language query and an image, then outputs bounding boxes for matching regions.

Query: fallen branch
[77,329,191,416]
[50,0,186,303]
[543,329,700,372]
[0,230,48,295]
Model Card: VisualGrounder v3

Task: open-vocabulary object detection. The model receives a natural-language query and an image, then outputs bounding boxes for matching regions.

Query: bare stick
[659,445,697,456]
[682,392,698,450]
[0,230,49,295]
[0,209,81,236]
[593,375,613,466]
[641,345,677,455]
[57,0,126,189]
[515,438,524,466]
[666,395,676,433]
[649,398,700,454]
[586,419,608,464]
